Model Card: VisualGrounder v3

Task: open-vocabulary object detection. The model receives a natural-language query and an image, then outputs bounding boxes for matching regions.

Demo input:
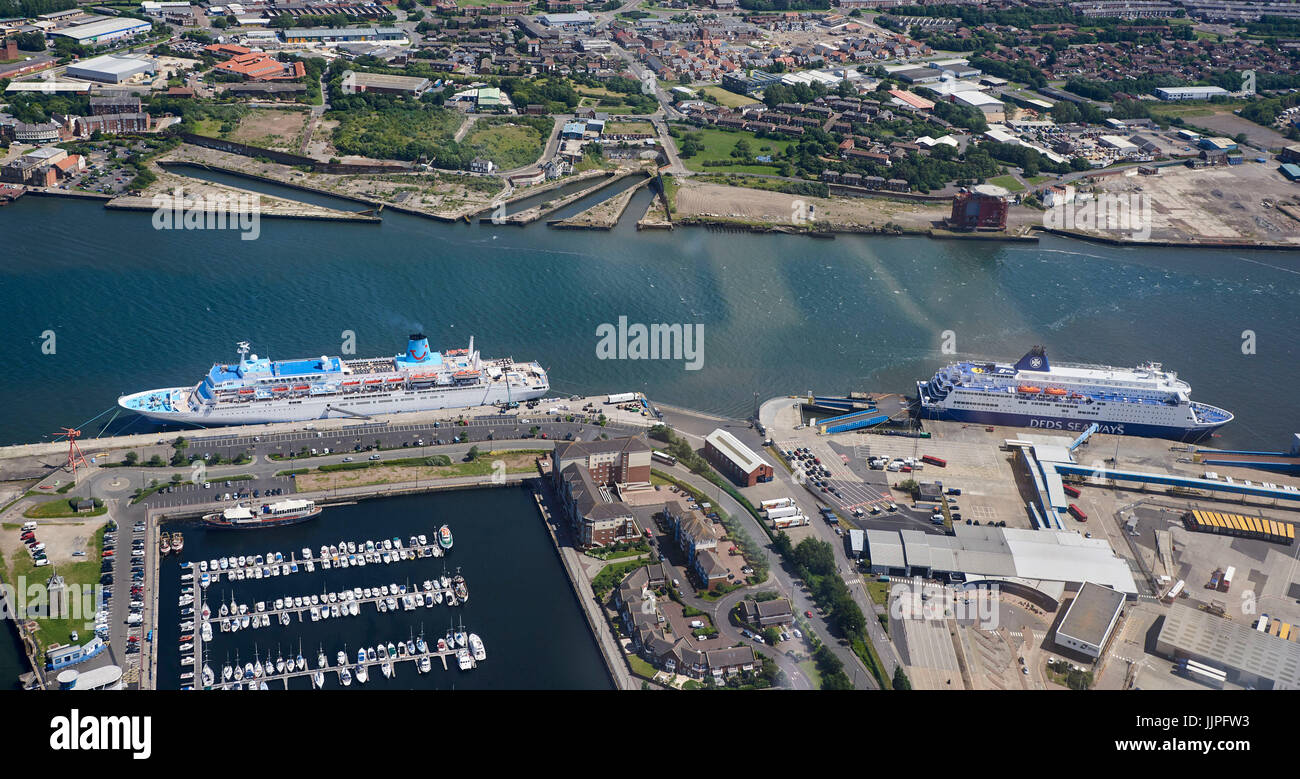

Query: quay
[481,169,637,226]
[548,174,653,230]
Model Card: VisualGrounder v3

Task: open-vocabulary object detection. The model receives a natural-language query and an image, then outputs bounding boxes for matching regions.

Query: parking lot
[775,439,893,515]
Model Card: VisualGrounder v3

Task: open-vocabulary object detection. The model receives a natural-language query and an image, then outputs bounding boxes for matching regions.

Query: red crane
[54,427,90,480]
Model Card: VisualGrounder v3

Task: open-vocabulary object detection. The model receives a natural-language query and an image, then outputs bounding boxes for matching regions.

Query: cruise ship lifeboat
[1045,387,1067,396]
[1016,385,1042,394]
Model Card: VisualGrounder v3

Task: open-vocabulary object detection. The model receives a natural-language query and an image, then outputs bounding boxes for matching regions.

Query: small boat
[469,633,486,662]
[456,648,472,670]
[348,602,359,617]
[416,635,428,654]
[276,655,286,674]
[223,663,233,681]
[366,647,377,662]
[312,671,325,689]
[390,642,400,658]
[437,637,448,653]
[339,666,352,686]
[417,534,427,546]
[355,664,368,684]
[381,661,393,679]
[418,655,431,674]
[405,639,416,657]
[172,532,184,554]
[438,525,453,550]
[179,642,193,652]
[160,532,171,556]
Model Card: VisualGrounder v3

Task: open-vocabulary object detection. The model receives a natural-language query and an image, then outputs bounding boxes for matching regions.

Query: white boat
[223,663,233,681]
[348,602,359,617]
[318,647,328,669]
[312,670,325,689]
[275,655,285,674]
[201,622,213,642]
[179,642,193,652]
[296,652,306,672]
[381,661,393,679]
[418,655,431,674]
[279,611,290,626]
[202,664,214,687]
[469,633,486,662]
[339,667,352,686]
[310,606,320,622]
[253,660,263,678]
[337,650,347,666]
[456,648,473,671]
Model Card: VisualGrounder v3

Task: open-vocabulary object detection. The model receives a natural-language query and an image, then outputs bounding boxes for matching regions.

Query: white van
[689,620,704,629]
[21,521,37,532]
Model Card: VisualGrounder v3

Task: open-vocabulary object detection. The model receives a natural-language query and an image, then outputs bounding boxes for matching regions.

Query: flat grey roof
[1056,581,1125,647]
[1159,603,1300,689]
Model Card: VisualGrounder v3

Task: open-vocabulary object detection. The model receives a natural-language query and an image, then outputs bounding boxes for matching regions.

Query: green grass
[672,124,793,175]
[798,659,823,688]
[866,581,890,607]
[5,524,107,654]
[851,636,890,690]
[24,498,105,519]
[698,85,756,109]
[627,653,658,680]
[605,120,655,136]
[987,174,1025,192]
[462,121,544,170]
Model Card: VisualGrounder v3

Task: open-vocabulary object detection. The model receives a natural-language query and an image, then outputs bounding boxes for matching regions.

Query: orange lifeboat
[1045,387,1067,396]
[1017,385,1042,394]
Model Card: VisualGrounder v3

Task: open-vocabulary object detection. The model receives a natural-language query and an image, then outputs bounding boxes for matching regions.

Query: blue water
[1,191,1297,449]
[2,182,1300,689]
[153,487,611,690]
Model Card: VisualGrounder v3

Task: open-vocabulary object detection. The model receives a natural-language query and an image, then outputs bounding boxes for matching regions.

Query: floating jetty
[174,530,475,688]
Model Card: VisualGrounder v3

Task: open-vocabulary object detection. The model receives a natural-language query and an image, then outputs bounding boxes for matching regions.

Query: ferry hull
[915,402,1225,442]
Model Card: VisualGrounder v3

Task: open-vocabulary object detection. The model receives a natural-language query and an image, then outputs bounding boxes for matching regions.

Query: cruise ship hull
[121,383,548,426]
[916,392,1227,442]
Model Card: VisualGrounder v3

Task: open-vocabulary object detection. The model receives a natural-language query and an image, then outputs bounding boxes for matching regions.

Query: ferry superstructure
[119,333,549,425]
[916,346,1232,441]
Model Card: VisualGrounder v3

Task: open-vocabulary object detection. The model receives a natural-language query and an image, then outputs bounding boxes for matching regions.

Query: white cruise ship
[916,346,1232,441]
[119,333,549,425]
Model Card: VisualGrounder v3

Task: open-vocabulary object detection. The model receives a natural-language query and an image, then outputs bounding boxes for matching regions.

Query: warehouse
[864,525,1138,609]
[952,90,1005,121]
[340,70,431,96]
[703,428,773,487]
[51,16,152,46]
[1156,603,1300,690]
[1154,85,1229,101]
[65,54,156,84]
[1052,581,1125,658]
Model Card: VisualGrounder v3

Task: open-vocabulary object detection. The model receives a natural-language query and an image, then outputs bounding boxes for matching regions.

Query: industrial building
[537,11,595,29]
[51,16,152,46]
[864,525,1139,609]
[1156,603,1300,689]
[65,54,156,84]
[281,27,407,45]
[951,90,1005,122]
[703,428,773,487]
[340,70,431,96]
[1154,86,1230,101]
[1053,581,1126,658]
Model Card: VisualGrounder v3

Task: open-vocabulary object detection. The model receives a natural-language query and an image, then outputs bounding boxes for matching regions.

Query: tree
[466,445,480,461]
[763,626,781,645]
[270,14,295,29]
[123,451,139,465]
[893,666,912,690]
[148,454,164,467]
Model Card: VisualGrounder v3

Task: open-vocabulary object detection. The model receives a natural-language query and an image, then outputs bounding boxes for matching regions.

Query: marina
[149,490,611,691]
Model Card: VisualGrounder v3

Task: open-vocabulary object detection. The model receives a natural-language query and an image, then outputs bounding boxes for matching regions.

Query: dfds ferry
[119,333,549,425]
[916,346,1232,441]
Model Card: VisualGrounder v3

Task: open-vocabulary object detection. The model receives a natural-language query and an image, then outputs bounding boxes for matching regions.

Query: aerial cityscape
[1,0,1298,754]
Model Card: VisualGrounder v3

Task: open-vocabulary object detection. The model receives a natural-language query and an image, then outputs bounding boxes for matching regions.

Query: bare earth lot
[228,108,311,154]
